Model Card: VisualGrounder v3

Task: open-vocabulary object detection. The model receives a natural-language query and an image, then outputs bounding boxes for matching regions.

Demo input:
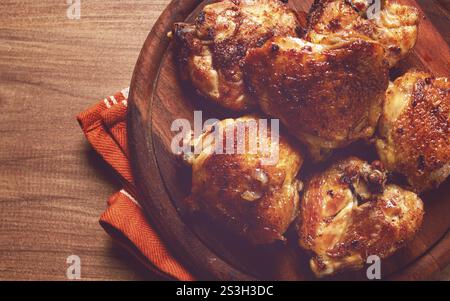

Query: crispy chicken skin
[376,71,450,193]
[173,0,301,111]
[245,36,388,161]
[306,0,419,68]
[183,116,304,244]
[298,157,424,277]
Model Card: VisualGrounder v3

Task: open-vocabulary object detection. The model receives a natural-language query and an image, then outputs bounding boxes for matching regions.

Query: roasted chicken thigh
[306,0,419,67]
[298,157,424,277]
[173,0,301,111]
[183,116,304,244]
[376,71,450,192]
[245,36,388,160]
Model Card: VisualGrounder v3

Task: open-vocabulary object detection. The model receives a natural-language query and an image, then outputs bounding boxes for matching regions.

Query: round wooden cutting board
[128,0,450,280]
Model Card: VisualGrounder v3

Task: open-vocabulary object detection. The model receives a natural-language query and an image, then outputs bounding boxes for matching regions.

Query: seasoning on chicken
[173,0,301,111]
[182,116,304,244]
[245,36,388,161]
[376,70,450,192]
[298,157,424,277]
[306,0,419,68]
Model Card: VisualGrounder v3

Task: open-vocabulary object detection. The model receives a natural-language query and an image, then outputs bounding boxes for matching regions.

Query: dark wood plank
[418,0,450,45]
[436,0,450,18]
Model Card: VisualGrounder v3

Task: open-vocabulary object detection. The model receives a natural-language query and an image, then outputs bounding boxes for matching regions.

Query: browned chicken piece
[182,116,304,244]
[298,157,424,277]
[376,71,450,193]
[306,0,419,68]
[245,36,388,161]
[173,0,301,111]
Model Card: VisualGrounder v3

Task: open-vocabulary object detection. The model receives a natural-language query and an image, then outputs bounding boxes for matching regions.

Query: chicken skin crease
[173,0,301,111]
[298,157,424,277]
[306,0,419,68]
[245,36,389,161]
[182,116,304,244]
[376,71,450,193]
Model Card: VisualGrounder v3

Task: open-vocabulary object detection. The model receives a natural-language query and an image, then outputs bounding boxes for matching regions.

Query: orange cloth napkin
[77,88,194,281]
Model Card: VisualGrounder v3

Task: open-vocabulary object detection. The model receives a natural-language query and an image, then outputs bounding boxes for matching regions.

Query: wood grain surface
[0,0,171,281]
[0,0,448,280]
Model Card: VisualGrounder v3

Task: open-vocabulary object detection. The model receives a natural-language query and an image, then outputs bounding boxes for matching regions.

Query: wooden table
[0,0,448,280]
